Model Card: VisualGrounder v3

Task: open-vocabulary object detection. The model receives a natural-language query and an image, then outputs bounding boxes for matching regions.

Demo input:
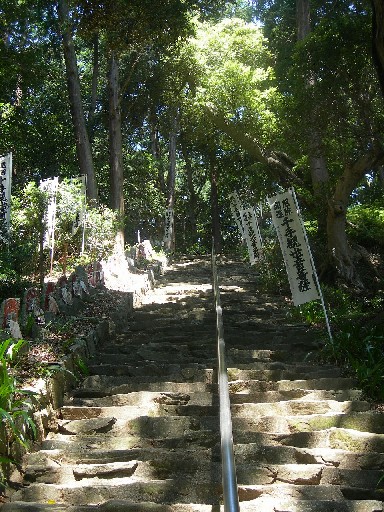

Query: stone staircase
[3,258,384,511]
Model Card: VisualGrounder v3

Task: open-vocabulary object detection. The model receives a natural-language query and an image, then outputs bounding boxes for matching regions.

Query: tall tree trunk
[210,157,221,254]
[149,106,166,195]
[296,0,330,236]
[326,148,384,282]
[180,135,198,245]
[57,0,98,203]
[108,51,125,252]
[164,109,178,253]
[87,33,99,142]
[371,0,384,97]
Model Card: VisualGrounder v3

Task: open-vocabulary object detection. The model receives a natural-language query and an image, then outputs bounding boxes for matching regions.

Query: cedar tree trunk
[57,0,98,203]
[108,52,125,252]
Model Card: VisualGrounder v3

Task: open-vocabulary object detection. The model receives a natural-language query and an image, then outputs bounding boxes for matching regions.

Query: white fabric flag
[164,208,174,245]
[229,192,245,239]
[268,189,319,306]
[230,192,263,263]
[0,153,12,238]
[240,207,263,264]
[40,177,59,249]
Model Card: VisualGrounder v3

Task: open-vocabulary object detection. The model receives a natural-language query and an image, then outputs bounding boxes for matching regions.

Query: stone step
[60,399,371,422]
[0,501,222,512]
[10,479,223,506]
[232,412,384,434]
[234,443,384,469]
[226,367,343,380]
[75,380,213,395]
[239,499,384,512]
[12,480,383,506]
[86,363,342,381]
[56,414,218,438]
[32,439,384,470]
[54,410,384,439]
[68,389,364,408]
[78,374,357,394]
[86,364,215,379]
[20,460,384,491]
[90,352,216,366]
[228,377,359,392]
[67,391,213,408]
[33,428,384,460]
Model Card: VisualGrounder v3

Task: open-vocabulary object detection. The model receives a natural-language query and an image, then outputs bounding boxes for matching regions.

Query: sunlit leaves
[191,18,280,146]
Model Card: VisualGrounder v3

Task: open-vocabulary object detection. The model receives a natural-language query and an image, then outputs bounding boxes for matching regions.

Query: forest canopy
[0,0,383,286]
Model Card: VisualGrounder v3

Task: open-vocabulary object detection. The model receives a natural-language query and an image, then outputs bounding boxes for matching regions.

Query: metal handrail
[212,250,240,512]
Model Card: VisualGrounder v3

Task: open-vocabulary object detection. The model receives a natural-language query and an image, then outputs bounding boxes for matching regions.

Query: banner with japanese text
[164,207,174,246]
[230,192,263,264]
[40,177,59,249]
[240,207,263,264]
[0,153,12,240]
[267,189,319,306]
[229,192,245,239]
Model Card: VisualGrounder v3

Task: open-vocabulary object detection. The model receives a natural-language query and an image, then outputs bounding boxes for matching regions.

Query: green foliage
[83,205,118,262]
[322,326,384,400]
[0,338,38,478]
[74,356,89,377]
[289,284,384,400]
[255,241,290,295]
[347,204,384,249]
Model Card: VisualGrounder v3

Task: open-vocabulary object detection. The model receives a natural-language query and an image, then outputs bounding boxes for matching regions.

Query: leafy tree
[192,7,384,283]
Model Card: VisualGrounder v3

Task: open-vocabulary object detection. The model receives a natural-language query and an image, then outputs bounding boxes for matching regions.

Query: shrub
[0,338,38,480]
[347,204,384,249]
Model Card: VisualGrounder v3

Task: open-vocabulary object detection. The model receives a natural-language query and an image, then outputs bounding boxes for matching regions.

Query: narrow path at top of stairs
[3,257,384,512]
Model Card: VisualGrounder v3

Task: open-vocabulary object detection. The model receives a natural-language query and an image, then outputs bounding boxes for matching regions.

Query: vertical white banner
[40,177,59,249]
[230,192,263,264]
[267,189,319,306]
[0,153,12,239]
[229,192,245,239]
[164,207,174,246]
[240,207,263,264]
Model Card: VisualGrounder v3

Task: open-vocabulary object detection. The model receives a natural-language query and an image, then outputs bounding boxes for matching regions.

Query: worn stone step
[238,498,384,512]
[75,381,214,396]
[36,440,384,471]
[26,445,219,465]
[229,389,364,402]
[87,363,215,379]
[90,352,216,366]
[232,412,384,434]
[228,377,359,393]
[21,457,384,491]
[10,479,223,506]
[67,391,214,408]
[55,414,219,439]
[68,389,363,408]
[226,348,321,364]
[0,501,221,512]
[61,397,370,421]
[226,367,343,381]
[230,400,371,417]
[12,480,383,507]
[234,443,384,469]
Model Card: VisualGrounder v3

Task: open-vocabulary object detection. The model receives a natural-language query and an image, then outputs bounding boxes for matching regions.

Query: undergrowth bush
[347,203,384,249]
[0,338,38,481]
[254,241,290,294]
[289,286,384,401]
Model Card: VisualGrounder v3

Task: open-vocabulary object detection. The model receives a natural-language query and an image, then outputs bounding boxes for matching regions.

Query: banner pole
[289,187,333,343]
